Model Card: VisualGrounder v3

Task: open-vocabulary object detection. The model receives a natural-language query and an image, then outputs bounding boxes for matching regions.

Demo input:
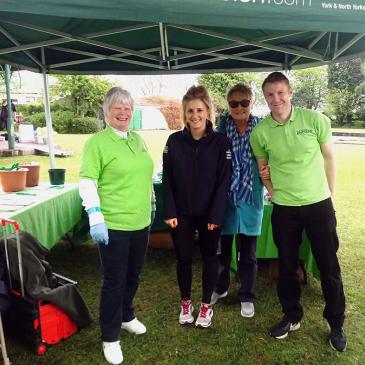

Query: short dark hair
[262,72,290,91]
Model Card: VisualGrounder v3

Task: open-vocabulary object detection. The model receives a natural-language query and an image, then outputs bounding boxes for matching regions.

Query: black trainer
[329,327,347,352]
[270,318,301,339]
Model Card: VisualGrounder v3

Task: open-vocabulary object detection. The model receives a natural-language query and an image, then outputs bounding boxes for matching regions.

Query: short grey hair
[103,87,134,121]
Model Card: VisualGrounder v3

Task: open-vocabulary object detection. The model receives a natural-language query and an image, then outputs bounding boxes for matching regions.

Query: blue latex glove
[90,223,109,245]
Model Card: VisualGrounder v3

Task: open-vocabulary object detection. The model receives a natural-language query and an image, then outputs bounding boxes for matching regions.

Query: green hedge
[353,120,365,128]
[23,112,47,129]
[67,117,101,134]
[17,102,71,116]
[22,111,101,134]
[16,103,44,115]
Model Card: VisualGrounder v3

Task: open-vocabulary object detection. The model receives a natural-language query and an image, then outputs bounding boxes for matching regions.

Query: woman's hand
[259,165,270,180]
[90,223,109,245]
[207,223,220,230]
[265,189,272,202]
[165,218,178,228]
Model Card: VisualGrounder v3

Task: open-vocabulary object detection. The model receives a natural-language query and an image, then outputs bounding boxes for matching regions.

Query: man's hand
[207,223,220,230]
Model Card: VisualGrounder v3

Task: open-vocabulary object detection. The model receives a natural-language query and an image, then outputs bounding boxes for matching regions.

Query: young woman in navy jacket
[163,85,231,328]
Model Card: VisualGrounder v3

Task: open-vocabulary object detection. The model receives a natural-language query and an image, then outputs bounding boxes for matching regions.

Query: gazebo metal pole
[4,64,15,150]
[42,69,55,169]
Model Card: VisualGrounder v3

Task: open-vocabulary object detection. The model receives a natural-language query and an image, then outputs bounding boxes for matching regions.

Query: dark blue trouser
[170,216,221,304]
[98,227,149,342]
[215,234,258,302]
[271,198,345,328]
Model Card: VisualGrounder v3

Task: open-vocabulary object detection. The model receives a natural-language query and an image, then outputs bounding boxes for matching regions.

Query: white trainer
[102,341,123,365]
[195,303,213,328]
[210,291,228,305]
[179,299,194,325]
[121,318,146,335]
[240,302,255,318]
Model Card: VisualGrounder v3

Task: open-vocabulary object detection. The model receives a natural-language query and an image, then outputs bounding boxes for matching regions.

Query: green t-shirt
[250,107,331,206]
[80,127,154,230]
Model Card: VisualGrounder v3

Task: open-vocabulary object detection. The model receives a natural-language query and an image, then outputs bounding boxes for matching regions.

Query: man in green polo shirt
[250,72,346,352]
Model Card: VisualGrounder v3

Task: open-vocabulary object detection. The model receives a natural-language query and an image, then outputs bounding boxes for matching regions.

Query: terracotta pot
[20,164,40,187]
[0,169,28,192]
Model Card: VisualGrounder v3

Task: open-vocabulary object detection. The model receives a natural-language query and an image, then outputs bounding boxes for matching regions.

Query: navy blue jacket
[162,122,231,225]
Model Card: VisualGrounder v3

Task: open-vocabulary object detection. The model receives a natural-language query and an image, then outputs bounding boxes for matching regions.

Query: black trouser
[215,234,257,302]
[170,216,221,304]
[271,198,345,328]
[98,227,149,342]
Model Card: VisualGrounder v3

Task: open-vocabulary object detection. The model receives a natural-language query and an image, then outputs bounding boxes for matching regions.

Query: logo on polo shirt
[296,128,313,135]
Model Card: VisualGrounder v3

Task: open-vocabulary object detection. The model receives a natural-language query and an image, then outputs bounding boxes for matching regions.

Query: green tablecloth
[0,183,83,250]
[151,181,166,233]
[233,202,319,277]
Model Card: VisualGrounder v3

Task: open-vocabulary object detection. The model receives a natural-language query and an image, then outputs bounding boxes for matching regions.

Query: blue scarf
[223,113,259,205]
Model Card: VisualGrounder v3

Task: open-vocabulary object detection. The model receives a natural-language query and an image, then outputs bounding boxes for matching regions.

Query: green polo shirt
[80,127,153,230]
[250,107,331,206]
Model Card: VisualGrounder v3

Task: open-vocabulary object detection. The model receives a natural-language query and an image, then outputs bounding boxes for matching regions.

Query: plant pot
[48,168,65,185]
[0,169,28,192]
[20,163,40,187]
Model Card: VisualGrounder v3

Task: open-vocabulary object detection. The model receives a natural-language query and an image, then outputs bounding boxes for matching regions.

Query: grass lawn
[3,133,365,365]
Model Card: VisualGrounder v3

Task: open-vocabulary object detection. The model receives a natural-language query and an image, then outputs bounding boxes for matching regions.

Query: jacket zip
[192,146,199,214]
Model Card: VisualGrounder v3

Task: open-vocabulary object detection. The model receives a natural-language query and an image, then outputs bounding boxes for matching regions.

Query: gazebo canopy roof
[1,0,364,74]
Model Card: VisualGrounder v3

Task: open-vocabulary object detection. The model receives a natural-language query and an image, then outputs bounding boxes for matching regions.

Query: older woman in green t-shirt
[79,87,153,365]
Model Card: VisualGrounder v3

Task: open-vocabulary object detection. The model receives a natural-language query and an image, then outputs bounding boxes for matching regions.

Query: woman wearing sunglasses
[211,83,265,319]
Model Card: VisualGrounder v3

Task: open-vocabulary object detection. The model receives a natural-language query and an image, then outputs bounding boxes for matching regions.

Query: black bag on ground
[0,230,92,353]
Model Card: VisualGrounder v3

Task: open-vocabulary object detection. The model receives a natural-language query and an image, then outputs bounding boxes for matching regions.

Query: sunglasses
[228,99,251,108]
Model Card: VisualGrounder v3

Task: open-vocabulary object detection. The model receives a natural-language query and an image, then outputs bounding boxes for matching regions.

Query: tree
[51,75,114,117]
[0,66,22,94]
[328,58,364,92]
[198,73,265,115]
[354,61,365,121]
[291,67,327,110]
[324,89,358,126]
[326,58,364,124]
[140,76,164,96]
[0,66,10,92]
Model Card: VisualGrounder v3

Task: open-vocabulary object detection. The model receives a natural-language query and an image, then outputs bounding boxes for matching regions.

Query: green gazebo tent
[1,0,364,160]
[1,0,364,74]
